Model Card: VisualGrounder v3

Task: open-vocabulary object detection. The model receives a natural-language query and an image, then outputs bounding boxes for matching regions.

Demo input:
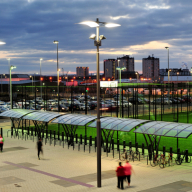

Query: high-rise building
[116,55,134,79]
[103,59,117,79]
[76,67,89,77]
[142,55,159,80]
[104,55,135,79]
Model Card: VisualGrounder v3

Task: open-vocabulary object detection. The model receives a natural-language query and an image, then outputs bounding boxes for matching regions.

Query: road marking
[4,161,94,188]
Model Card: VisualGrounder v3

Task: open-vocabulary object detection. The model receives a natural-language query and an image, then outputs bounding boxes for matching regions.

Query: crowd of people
[116,160,135,190]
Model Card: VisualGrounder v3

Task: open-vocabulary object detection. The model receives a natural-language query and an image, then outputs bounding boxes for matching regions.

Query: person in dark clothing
[37,138,43,160]
[116,162,125,189]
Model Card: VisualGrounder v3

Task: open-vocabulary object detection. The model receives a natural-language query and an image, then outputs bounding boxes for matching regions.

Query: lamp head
[0,42,6,45]
[99,35,106,40]
[40,58,43,61]
[10,65,16,70]
[78,20,120,28]
[89,34,96,40]
[165,47,169,49]
[53,40,59,44]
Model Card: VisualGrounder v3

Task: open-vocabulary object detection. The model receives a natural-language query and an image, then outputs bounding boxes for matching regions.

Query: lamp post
[10,65,16,109]
[0,42,5,94]
[177,72,179,83]
[7,58,10,97]
[30,75,33,93]
[53,40,59,110]
[165,47,170,107]
[135,72,139,83]
[79,18,120,188]
[40,58,43,99]
[116,67,126,117]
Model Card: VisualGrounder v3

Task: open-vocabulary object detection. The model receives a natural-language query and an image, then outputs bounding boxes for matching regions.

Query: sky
[0,0,192,76]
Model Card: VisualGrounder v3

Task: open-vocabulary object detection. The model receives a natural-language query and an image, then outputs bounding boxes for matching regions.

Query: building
[76,67,89,77]
[142,55,159,80]
[103,55,135,79]
[159,68,192,83]
[103,59,117,79]
[116,55,134,79]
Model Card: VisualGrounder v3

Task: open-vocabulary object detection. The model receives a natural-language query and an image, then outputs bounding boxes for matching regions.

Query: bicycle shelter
[1,109,192,154]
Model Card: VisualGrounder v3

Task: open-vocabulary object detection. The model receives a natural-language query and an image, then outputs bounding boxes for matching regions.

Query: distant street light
[53,40,59,111]
[78,18,120,188]
[30,75,33,93]
[116,67,126,117]
[10,65,16,109]
[135,72,139,83]
[7,58,10,96]
[165,47,170,107]
[39,58,43,99]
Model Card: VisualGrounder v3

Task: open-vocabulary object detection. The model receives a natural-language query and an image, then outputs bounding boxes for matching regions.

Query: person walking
[0,135,4,152]
[37,138,43,160]
[116,162,125,189]
[123,160,134,187]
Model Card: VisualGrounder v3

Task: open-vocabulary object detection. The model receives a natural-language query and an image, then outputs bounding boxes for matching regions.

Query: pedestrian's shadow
[124,185,136,189]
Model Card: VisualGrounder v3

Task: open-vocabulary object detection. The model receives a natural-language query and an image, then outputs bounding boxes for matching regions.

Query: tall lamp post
[10,65,16,109]
[0,42,6,94]
[135,72,139,83]
[40,58,43,99]
[7,58,10,97]
[78,18,120,187]
[30,75,33,93]
[165,47,170,107]
[116,67,126,117]
[53,40,59,111]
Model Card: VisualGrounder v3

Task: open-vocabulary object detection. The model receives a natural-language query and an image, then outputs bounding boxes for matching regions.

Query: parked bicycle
[150,153,164,167]
[175,151,191,165]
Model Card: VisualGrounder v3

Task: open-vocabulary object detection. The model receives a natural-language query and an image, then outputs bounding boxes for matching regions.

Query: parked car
[59,104,69,112]
[128,98,144,104]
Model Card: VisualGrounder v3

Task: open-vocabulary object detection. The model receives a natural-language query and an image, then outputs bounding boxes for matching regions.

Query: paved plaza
[1,119,192,192]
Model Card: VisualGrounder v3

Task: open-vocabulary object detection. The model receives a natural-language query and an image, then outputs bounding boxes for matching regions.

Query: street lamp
[165,47,170,107]
[177,72,179,83]
[79,18,120,188]
[0,42,5,94]
[40,58,43,99]
[53,40,59,110]
[135,72,139,83]
[10,65,16,109]
[7,58,10,96]
[116,67,126,117]
[30,75,33,93]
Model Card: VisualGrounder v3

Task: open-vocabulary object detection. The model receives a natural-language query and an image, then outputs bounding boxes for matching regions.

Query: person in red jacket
[0,135,4,152]
[116,162,125,189]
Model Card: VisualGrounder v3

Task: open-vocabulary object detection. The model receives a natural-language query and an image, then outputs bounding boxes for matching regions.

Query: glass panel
[164,124,192,137]
[154,123,176,136]
[43,114,62,122]
[65,116,83,124]
[105,120,123,130]
[39,113,58,122]
[78,117,96,126]
[134,121,158,133]
[52,114,73,123]
[121,121,146,132]
[176,127,192,138]
[144,122,172,134]
[88,120,97,127]
[71,116,88,125]
[101,119,117,128]
[57,115,75,123]
[113,121,129,130]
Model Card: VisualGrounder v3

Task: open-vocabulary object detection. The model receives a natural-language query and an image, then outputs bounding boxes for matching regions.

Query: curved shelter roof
[134,121,192,138]
[88,117,149,132]
[22,111,62,122]
[1,109,192,138]
[0,109,34,118]
[51,114,96,126]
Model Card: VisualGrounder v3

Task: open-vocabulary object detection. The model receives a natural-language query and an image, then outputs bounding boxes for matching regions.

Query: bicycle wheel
[150,160,157,167]
[170,157,176,166]
[175,158,181,165]
[159,162,164,168]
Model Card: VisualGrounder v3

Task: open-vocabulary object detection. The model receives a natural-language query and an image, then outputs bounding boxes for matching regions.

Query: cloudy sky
[0,0,192,76]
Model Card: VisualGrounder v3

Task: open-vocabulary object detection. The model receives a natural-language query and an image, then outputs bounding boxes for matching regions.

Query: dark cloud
[0,0,192,74]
